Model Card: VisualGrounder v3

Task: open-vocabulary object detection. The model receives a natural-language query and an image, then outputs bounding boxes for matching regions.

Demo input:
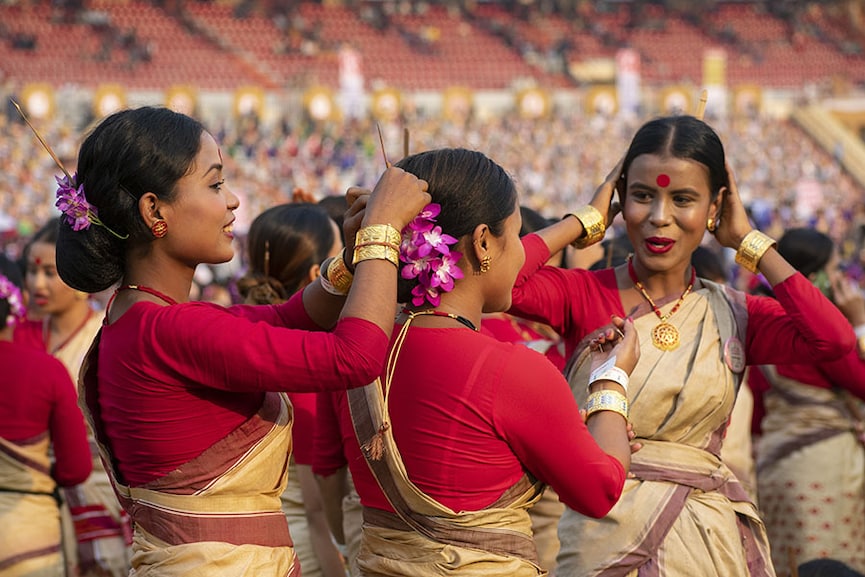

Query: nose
[649,197,672,227]
[29,269,47,291]
[225,185,240,211]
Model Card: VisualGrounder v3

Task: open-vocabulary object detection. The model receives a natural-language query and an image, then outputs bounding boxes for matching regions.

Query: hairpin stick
[376,123,390,168]
[11,99,72,181]
[403,127,410,158]
[695,89,708,121]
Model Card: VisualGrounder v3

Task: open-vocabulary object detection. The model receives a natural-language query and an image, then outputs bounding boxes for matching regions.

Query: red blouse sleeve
[492,346,626,518]
[313,391,349,477]
[48,360,93,486]
[745,273,856,365]
[287,392,317,465]
[228,289,322,332]
[817,349,865,401]
[509,234,581,338]
[142,295,388,394]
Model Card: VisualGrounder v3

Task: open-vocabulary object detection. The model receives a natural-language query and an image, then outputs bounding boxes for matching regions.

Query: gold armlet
[584,389,629,421]
[322,249,354,295]
[566,205,605,249]
[356,224,402,247]
[353,245,400,267]
[734,230,776,274]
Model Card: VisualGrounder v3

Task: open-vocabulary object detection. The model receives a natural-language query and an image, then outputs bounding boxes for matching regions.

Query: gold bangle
[584,389,629,421]
[354,241,401,252]
[567,205,605,249]
[353,244,399,267]
[325,249,354,295]
[734,230,776,274]
[356,224,402,247]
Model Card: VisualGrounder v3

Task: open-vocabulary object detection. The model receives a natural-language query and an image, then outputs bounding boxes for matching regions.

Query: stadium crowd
[3,97,865,284]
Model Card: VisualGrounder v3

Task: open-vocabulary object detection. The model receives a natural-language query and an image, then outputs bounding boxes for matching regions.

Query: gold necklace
[627,257,696,351]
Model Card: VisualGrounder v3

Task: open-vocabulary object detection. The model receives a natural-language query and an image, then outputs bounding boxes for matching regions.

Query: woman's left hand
[342,187,370,272]
[712,162,755,249]
[832,271,865,326]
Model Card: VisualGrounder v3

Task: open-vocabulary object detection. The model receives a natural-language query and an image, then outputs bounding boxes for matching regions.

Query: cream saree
[0,434,62,577]
[50,312,131,577]
[756,366,865,574]
[557,281,775,577]
[348,380,547,577]
[79,333,299,577]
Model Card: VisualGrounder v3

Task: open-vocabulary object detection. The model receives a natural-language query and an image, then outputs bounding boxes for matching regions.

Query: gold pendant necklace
[627,257,696,351]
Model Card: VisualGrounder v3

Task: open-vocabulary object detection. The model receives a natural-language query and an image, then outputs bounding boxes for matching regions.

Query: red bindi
[34,257,42,265]
[656,174,671,188]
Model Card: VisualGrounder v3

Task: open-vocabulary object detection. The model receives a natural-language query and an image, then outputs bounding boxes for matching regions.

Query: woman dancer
[509,115,855,576]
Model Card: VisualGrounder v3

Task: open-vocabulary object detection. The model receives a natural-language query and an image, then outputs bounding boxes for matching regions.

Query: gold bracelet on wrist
[353,244,400,267]
[355,241,401,252]
[566,205,606,249]
[584,389,629,421]
[356,224,402,247]
[324,249,354,295]
[734,230,776,274]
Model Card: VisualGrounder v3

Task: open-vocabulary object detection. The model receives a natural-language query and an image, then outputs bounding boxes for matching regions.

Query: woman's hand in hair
[363,167,430,229]
[832,271,865,327]
[342,187,370,273]
[590,156,625,228]
[712,162,754,249]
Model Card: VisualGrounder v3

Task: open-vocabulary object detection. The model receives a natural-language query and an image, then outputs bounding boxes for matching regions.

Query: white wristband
[589,364,629,394]
[855,324,865,339]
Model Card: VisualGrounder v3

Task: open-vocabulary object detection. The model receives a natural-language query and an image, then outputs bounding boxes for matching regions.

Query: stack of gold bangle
[735,230,776,274]
[323,249,354,295]
[567,205,606,249]
[584,389,629,421]
[353,224,401,267]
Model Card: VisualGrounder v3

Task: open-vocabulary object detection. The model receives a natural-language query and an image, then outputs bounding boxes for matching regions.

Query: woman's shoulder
[0,340,71,380]
[11,318,43,349]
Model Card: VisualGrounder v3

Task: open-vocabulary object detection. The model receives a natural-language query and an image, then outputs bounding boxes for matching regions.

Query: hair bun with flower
[55,173,128,239]
[400,203,464,307]
[0,274,26,328]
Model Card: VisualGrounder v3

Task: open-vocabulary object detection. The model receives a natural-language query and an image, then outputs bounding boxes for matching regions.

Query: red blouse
[287,392,317,466]
[481,313,566,372]
[510,234,856,366]
[96,290,388,486]
[314,326,626,519]
[0,341,92,486]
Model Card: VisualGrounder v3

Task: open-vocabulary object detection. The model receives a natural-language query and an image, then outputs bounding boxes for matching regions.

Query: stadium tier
[1,0,865,91]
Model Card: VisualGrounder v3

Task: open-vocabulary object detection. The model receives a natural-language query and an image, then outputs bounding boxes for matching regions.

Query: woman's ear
[470,223,490,272]
[709,187,725,222]
[307,263,321,286]
[138,192,163,229]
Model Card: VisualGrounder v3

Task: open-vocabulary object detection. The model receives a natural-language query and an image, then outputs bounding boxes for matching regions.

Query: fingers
[346,186,370,207]
[346,192,369,218]
[606,156,625,184]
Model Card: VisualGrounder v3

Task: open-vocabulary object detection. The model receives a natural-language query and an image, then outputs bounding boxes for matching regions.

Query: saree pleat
[348,380,547,577]
[756,366,865,574]
[557,283,774,577]
[0,435,63,577]
[79,331,299,577]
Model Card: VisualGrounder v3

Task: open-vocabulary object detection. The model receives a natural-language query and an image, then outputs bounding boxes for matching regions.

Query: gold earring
[707,217,716,232]
[479,254,491,274]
